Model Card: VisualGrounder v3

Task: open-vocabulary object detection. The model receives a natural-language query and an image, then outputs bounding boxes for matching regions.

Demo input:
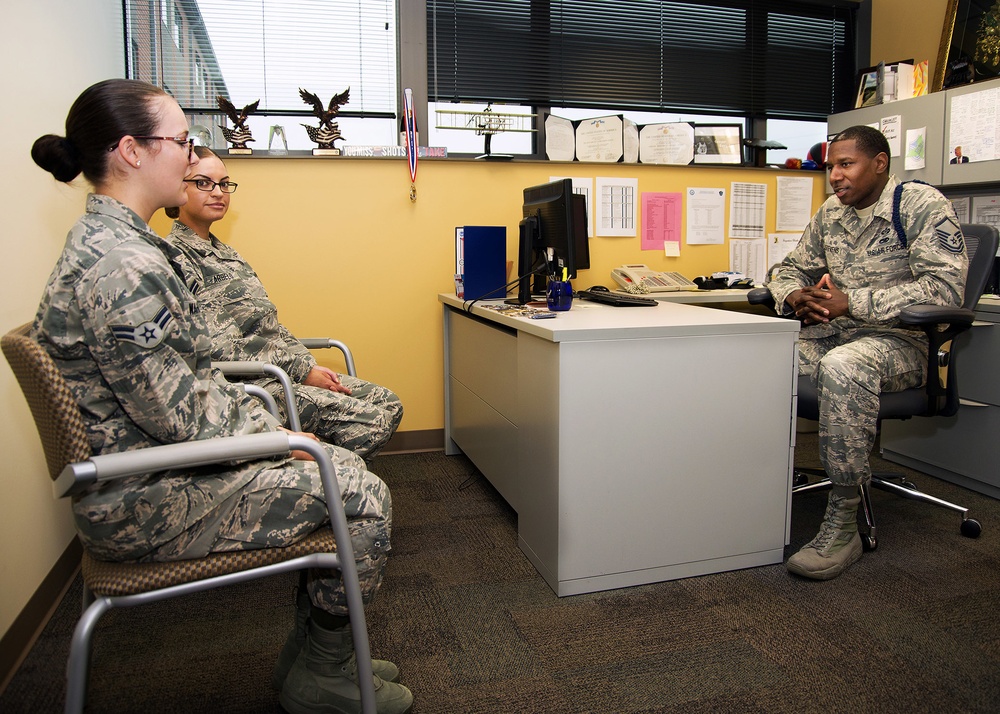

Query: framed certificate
[692,124,743,165]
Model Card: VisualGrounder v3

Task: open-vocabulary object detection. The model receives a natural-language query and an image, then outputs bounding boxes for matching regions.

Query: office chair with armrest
[748,223,999,550]
[1,323,378,714]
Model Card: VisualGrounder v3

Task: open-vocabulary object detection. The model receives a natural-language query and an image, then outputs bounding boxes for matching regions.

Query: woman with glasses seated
[165,147,403,466]
[31,80,412,714]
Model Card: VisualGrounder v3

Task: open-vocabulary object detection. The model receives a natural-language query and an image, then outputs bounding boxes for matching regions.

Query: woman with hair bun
[30,79,411,714]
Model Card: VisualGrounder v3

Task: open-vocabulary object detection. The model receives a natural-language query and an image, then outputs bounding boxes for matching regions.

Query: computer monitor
[510,179,586,305]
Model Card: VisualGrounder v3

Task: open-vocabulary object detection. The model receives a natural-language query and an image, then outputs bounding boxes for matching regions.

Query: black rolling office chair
[748,223,999,551]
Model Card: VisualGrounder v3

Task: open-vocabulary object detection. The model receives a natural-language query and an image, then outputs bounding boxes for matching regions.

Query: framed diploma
[575,115,624,163]
[692,124,744,165]
[638,122,694,165]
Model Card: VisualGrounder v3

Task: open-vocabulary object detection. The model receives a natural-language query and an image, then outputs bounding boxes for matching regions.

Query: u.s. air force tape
[111,305,173,348]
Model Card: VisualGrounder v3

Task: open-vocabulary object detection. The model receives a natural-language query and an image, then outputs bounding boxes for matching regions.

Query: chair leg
[870,474,982,537]
[65,596,112,714]
[859,479,878,551]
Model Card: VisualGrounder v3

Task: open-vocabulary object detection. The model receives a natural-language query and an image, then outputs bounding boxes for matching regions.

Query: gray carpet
[3,434,1000,713]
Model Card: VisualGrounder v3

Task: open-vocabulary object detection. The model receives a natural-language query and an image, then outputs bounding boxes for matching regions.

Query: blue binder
[461,225,506,300]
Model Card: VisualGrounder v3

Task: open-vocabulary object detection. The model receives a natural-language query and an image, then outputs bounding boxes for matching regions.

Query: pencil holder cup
[546,280,573,311]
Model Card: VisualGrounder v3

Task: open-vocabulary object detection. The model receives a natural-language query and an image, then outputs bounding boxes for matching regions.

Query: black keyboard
[577,288,657,307]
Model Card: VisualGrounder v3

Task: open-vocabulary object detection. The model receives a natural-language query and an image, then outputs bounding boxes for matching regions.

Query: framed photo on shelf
[855,68,879,108]
[692,124,743,164]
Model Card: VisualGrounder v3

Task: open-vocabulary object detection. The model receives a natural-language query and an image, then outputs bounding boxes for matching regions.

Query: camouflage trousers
[262,375,403,462]
[799,328,926,488]
[104,443,391,616]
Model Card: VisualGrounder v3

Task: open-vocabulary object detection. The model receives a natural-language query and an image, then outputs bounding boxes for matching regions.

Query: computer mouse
[588,285,610,293]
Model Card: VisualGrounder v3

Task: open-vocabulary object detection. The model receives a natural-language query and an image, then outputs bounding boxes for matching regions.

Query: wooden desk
[440,294,800,596]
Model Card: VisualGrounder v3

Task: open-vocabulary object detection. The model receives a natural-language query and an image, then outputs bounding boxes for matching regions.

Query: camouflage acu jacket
[32,195,280,557]
[768,175,967,339]
[167,221,316,383]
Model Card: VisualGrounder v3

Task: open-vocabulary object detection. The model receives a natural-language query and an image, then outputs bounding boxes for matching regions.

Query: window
[125,1,398,150]
[427,0,856,120]
[765,118,828,167]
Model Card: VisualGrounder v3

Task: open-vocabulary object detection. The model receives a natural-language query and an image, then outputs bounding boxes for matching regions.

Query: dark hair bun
[165,206,181,219]
[31,134,82,183]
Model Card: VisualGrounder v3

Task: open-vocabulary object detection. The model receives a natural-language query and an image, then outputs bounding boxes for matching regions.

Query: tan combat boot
[271,589,399,691]
[279,619,413,714]
[786,493,862,580]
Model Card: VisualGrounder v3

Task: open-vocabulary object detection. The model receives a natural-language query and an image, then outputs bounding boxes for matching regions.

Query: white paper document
[767,233,802,273]
[904,127,927,171]
[950,196,971,224]
[730,238,767,285]
[729,182,767,240]
[595,177,638,237]
[775,176,814,232]
[949,87,1000,163]
[971,195,1000,228]
[880,115,902,157]
[686,187,726,245]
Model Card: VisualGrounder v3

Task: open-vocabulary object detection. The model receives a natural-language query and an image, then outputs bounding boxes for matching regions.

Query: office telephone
[611,265,700,292]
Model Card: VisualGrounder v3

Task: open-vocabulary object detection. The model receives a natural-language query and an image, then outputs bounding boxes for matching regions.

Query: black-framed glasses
[109,135,194,159]
[184,178,238,194]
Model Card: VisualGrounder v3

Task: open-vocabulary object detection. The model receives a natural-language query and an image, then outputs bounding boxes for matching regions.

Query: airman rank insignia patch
[111,305,173,348]
[935,217,964,254]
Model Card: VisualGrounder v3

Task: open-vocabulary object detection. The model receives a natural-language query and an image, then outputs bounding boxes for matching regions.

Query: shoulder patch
[110,305,173,349]
[934,217,965,254]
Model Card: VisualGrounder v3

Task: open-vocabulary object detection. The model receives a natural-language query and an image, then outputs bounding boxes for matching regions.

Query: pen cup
[546,279,573,311]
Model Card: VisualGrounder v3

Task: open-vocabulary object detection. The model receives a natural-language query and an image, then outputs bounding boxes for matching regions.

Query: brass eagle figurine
[217,96,259,149]
[299,87,350,149]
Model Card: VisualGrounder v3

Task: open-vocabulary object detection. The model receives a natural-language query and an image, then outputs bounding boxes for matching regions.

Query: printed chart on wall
[642,192,683,256]
[949,86,1000,164]
[730,182,767,240]
[595,177,638,237]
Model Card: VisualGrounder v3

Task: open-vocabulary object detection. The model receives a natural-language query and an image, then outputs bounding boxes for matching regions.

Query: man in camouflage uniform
[768,125,967,580]
[167,218,403,464]
[33,194,412,711]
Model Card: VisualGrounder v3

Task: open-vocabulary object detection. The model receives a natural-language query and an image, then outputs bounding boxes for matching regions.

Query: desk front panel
[516,328,797,594]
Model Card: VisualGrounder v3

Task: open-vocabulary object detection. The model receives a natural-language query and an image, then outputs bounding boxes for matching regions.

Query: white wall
[0,0,124,643]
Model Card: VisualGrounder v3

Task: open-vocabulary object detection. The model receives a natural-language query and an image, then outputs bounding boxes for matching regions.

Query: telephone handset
[611,264,700,292]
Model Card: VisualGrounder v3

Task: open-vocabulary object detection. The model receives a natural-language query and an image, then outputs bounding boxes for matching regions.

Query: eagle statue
[217,96,259,149]
[299,87,350,149]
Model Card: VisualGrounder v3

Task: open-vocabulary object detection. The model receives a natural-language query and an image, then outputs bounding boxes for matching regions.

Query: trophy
[217,96,259,155]
[268,125,288,155]
[299,87,350,156]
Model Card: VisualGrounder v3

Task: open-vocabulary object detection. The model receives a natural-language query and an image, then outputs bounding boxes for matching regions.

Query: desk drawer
[956,322,1000,406]
[449,376,519,510]
[449,312,518,422]
[881,402,1000,494]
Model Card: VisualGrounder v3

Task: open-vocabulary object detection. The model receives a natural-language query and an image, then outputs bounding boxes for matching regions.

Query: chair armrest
[243,384,280,419]
[56,431,293,498]
[747,287,776,308]
[898,304,976,329]
[215,361,302,432]
[299,338,357,377]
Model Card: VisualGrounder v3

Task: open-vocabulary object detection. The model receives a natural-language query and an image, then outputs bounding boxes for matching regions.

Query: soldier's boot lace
[272,588,399,692]
[786,493,862,580]
[279,617,413,714]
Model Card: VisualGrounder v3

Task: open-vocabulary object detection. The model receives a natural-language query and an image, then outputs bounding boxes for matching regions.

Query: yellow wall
[151,158,827,433]
[1,0,123,656]
[871,0,951,81]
